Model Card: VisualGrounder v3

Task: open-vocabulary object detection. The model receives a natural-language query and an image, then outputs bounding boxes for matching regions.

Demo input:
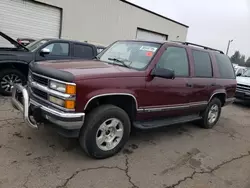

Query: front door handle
[186,83,193,87]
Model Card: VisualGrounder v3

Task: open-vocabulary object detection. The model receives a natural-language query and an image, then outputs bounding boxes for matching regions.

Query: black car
[0,32,98,95]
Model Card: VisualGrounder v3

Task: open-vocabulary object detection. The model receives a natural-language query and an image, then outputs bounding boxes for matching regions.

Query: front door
[35,42,71,62]
[140,46,193,120]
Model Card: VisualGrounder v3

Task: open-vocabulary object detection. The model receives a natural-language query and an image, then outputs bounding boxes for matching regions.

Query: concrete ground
[1,97,250,188]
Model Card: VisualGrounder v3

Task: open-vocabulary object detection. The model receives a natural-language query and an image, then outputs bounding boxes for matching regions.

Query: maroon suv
[12,40,236,159]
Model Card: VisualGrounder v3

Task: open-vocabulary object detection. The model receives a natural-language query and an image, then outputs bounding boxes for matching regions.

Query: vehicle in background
[12,40,236,159]
[84,41,106,54]
[0,31,98,95]
[96,45,106,53]
[234,66,247,76]
[17,38,35,46]
[232,63,238,69]
[235,69,250,101]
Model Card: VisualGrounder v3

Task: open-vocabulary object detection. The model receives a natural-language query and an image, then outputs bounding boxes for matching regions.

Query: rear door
[72,43,96,60]
[188,49,216,112]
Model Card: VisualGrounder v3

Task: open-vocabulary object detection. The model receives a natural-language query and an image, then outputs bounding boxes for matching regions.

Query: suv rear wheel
[79,105,131,159]
[0,69,26,96]
[199,98,222,129]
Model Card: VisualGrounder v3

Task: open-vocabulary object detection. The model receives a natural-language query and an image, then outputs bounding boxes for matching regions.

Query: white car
[235,66,247,76]
[235,69,250,100]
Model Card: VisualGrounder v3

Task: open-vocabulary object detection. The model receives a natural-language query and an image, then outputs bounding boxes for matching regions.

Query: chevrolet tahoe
[12,40,236,159]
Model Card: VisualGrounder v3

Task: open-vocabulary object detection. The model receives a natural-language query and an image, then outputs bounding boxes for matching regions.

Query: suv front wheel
[200,98,222,129]
[79,105,131,159]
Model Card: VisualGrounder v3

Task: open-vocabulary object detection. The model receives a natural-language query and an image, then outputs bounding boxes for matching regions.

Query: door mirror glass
[236,72,242,76]
[151,67,175,79]
[40,48,51,56]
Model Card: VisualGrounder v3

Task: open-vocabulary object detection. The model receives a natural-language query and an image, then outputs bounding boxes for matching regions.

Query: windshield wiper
[108,58,132,68]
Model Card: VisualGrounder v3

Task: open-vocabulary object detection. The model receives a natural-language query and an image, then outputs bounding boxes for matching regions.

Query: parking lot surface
[1,97,250,188]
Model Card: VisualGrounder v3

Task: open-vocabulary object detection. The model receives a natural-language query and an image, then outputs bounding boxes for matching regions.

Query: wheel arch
[84,93,139,110]
[209,90,227,106]
[84,93,139,121]
[0,61,29,76]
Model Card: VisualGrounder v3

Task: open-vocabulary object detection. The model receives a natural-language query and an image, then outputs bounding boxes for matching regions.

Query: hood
[236,76,250,86]
[34,60,144,80]
[0,31,29,51]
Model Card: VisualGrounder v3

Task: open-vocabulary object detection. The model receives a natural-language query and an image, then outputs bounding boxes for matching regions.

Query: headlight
[49,95,65,106]
[49,81,76,94]
[49,95,75,109]
[50,81,66,93]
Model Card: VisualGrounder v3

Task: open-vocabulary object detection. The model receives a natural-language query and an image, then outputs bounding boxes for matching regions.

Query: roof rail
[171,41,224,54]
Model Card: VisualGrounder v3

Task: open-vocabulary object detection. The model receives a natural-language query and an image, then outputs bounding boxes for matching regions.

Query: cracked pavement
[1,97,250,188]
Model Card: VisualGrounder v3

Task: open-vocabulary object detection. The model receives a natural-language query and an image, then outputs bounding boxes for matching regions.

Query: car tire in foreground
[0,69,26,96]
[199,98,222,129]
[79,105,131,159]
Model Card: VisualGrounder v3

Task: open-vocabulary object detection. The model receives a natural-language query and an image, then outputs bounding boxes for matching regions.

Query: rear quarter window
[215,53,235,79]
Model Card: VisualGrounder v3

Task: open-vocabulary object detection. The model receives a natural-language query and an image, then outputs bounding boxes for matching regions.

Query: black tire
[0,69,26,96]
[199,98,222,129]
[79,105,131,159]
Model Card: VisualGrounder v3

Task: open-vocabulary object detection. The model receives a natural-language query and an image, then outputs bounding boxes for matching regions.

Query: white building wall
[36,0,188,46]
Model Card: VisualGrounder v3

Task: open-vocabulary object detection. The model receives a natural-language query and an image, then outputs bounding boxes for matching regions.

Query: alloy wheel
[208,104,219,124]
[96,118,124,151]
[0,74,22,92]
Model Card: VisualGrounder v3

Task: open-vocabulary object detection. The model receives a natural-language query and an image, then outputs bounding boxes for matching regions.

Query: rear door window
[215,53,235,79]
[73,44,94,58]
[192,50,213,77]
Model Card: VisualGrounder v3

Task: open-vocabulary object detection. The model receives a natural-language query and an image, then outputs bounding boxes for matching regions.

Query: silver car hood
[236,76,250,86]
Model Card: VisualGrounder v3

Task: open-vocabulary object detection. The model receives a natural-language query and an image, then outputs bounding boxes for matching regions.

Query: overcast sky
[128,0,250,58]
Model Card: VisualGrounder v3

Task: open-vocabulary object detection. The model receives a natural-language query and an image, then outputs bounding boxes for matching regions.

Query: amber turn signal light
[65,100,75,109]
[66,85,76,95]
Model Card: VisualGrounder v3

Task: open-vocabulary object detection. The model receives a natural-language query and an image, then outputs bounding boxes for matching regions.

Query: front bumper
[11,84,85,133]
[235,91,250,101]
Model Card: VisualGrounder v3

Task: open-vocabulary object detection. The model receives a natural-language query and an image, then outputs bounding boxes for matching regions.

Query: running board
[133,114,201,129]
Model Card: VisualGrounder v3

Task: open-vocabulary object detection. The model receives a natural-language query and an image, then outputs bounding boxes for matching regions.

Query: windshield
[242,69,250,77]
[26,39,51,52]
[97,41,161,69]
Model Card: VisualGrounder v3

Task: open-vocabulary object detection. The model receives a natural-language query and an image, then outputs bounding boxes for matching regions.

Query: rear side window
[157,47,189,77]
[73,44,94,58]
[193,50,212,77]
[215,53,235,79]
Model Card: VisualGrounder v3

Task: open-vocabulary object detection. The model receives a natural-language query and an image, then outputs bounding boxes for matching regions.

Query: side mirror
[236,72,242,77]
[40,48,50,56]
[151,67,175,79]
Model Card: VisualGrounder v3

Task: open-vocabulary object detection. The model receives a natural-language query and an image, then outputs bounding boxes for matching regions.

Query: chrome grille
[31,73,48,86]
[236,84,250,93]
[28,71,76,112]
[32,87,48,100]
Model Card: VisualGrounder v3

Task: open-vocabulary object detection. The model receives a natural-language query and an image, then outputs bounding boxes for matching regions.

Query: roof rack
[171,41,224,54]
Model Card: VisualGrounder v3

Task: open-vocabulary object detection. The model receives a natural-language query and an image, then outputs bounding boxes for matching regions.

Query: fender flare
[84,93,139,111]
[208,90,227,102]
[0,60,29,65]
